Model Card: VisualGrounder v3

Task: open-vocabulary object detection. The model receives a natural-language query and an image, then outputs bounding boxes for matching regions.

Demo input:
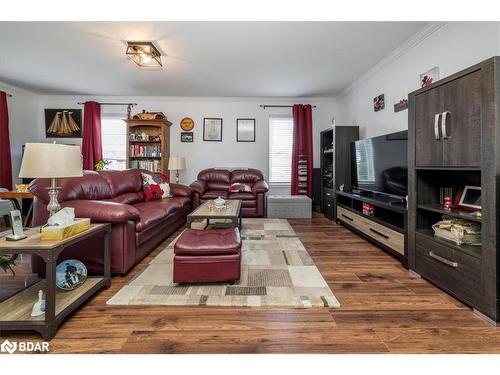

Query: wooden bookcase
[125,118,172,174]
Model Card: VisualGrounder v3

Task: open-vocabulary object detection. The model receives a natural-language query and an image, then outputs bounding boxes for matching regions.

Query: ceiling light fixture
[126,41,162,68]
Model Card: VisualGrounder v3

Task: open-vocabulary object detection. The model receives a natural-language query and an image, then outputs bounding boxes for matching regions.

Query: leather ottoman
[173,227,241,284]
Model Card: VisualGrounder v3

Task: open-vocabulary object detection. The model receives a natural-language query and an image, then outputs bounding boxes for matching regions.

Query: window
[101,115,127,170]
[269,116,293,184]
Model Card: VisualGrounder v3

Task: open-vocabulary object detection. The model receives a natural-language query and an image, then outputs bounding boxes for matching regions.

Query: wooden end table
[0,191,34,227]
[187,200,242,229]
[0,223,111,340]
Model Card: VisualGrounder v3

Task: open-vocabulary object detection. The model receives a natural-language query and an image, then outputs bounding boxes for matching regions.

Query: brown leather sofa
[190,168,269,217]
[30,169,192,274]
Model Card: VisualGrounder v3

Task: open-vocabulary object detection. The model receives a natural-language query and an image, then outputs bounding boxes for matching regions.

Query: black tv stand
[336,190,408,266]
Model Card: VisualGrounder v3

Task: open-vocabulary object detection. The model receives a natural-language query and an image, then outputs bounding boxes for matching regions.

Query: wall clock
[180,117,194,131]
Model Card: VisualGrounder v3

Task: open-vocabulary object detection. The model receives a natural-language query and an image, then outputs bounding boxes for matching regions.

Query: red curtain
[291,104,313,198]
[82,101,102,170]
[0,91,12,190]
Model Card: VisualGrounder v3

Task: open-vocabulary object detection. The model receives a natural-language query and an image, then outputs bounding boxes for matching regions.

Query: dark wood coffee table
[187,199,242,229]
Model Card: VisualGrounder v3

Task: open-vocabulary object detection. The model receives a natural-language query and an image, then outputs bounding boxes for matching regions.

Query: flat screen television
[350,130,408,198]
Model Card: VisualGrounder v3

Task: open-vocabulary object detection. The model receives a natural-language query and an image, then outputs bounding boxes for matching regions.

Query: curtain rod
[260,104,316,109]
[77,102,137,106]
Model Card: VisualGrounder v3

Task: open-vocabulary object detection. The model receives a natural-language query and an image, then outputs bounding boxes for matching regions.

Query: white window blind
[269,116,293,184]
[101,115,127,170]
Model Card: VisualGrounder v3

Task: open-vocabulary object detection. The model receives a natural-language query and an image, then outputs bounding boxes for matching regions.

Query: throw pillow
[239,184,252,192]
[229,183,240,193]
[141,172,171,201]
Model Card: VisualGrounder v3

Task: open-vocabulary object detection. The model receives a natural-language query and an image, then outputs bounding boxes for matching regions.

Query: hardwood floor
[2,214,500,353]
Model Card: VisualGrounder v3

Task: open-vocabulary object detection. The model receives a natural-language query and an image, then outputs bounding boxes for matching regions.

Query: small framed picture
[181,132,193,142]
[458,185,481,210]
[203,118,223,141]
[236,118,255,142]
[373,94,385,112]
[45,109,82,138]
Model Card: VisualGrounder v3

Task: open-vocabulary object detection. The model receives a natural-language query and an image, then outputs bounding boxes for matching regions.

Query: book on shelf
[130,144,161,157]
[130,159,162,172]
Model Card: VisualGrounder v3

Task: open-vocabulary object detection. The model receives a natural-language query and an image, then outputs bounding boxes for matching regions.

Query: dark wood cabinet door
[415,85,444,167]
[441,70,482,167]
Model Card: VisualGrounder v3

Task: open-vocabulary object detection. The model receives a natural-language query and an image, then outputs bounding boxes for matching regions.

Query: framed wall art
[181,132,193,142]
[44,109,82,138]
[180,117,194,131]
[373,94,385,112]
[236,118,255,142]
[203,118,223,141]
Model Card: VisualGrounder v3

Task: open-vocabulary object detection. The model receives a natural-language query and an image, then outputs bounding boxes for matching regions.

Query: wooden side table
[0,223,111,340]
[0,191,34,227]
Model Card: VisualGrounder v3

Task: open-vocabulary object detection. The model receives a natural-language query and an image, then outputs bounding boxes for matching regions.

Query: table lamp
[19,143,83,217]
[168,156,186,184]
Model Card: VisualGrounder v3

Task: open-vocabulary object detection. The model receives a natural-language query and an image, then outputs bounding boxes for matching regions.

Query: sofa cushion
[201,190,229,200]
[155,196,191,213]
[174,228,241,256]
[229,192,256,200]
[100,169,143,197]
[107,192,145,205]
[231,169,264,184]
[134,202,170,232]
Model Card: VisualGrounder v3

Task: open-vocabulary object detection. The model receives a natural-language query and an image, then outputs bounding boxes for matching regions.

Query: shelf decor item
[236,118,255,142]
[44,109,82,138]
[203,118,223,141]
[56,259,88,291]
[180,117,194,131]
[19,143,83,217]
[432,217,481,246]
[420,66,440,87]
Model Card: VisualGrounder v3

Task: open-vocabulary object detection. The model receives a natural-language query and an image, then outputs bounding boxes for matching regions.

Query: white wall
[35,96,337,188]
[0,81,41,187]
[335,22,500,139]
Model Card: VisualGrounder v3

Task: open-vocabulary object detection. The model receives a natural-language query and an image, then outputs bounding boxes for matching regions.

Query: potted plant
[94,159,111,171]
[0,254,16,275]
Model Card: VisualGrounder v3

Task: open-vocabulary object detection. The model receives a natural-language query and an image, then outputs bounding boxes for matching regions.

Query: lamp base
[46,178,61,217]
[175,170,180,184]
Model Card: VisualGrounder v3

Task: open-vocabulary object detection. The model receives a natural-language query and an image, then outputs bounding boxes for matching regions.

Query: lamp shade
[19,143,83,178]
[168,156,186,170]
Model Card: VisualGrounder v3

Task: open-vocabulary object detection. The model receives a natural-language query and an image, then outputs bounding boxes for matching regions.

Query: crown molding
[334,21,448,101]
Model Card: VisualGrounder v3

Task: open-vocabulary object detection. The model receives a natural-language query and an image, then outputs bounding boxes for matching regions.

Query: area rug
[107,219,340,308]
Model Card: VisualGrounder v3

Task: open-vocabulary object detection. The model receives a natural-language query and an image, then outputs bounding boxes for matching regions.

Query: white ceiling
[0,22,427,97]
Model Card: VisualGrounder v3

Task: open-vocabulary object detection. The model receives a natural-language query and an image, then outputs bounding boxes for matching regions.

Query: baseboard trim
[473,309,500,326]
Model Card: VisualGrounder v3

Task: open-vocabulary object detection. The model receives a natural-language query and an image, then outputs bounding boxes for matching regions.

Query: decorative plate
[180,117,194,131]
[56,259,88,290]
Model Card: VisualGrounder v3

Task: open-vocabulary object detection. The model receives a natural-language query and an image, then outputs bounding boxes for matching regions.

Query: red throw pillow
[141,172,172,201]
[229,183,240,193]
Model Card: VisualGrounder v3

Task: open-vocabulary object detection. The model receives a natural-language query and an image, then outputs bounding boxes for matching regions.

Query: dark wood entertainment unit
[336,191,408,266]
[408,57,500,324]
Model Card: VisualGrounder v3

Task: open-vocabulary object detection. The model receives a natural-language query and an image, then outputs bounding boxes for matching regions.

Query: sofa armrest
[62,200,141,223]
[170,183,193,197]
[189,180,206,195]
[252,180,269,194]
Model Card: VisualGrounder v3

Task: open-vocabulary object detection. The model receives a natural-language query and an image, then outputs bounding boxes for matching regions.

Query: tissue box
[41,218,91,241]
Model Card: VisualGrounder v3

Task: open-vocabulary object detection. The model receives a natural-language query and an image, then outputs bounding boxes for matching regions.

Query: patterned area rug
[107,219,340,308]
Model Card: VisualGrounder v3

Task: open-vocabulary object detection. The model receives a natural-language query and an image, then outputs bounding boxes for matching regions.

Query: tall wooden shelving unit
[125,118,172,175]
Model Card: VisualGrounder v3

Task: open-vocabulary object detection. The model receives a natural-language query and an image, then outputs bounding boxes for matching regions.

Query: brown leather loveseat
[190,168,269,217]
[30,169,192,274]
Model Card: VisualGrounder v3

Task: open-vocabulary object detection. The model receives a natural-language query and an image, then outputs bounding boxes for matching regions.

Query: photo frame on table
[458,185,481,210]
[181,132,193,142]
[236,118,255,142]
[203,118,223,141]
